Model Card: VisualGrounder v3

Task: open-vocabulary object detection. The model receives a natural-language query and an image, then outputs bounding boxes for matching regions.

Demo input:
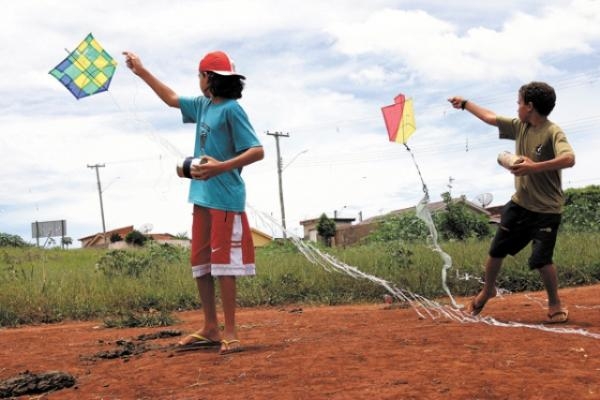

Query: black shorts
[488,201,561,269]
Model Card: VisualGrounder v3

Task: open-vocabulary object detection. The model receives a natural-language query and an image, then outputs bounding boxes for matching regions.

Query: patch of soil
[1,284,600,399]
[0,371,75,398]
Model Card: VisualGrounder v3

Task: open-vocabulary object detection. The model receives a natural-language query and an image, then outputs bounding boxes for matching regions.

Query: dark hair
[519,81,556,116]
[206,72,244,99]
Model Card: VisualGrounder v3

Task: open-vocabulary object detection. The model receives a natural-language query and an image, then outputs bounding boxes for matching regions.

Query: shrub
[367,193,491,243]
[95,243,185,278]
[435,192,492,240]
[125,230,147,246]
[562,185,600,232]
[96,249,153,277]
[0,233,30,248]
[317,213,336,246]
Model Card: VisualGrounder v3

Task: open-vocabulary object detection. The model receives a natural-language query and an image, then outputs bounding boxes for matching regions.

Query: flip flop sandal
[176,333,220,350]
[219,339,243,355]
[545,309,569,324]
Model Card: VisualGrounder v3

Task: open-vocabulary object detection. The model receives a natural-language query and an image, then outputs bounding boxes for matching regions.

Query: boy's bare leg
[194,275,220,339]
[218,276,241,353]
[218,276,237,339]
[470,256,502,314]
[538,263,564,315]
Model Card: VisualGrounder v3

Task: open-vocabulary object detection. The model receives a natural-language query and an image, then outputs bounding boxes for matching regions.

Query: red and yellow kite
[381,94,416,144]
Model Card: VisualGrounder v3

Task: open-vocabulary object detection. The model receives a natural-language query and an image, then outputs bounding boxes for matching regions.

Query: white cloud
[327,1,600,82]
[1,0,599,245]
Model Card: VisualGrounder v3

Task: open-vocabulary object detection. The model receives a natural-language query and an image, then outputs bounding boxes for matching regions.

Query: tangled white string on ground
[248,204,600,340]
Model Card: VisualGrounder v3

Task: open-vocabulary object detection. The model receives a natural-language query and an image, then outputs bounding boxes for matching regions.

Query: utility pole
[266,131,289,238]
[87,163,107,247]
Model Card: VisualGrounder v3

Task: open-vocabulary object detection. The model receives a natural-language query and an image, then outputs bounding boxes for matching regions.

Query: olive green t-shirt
[497,116,574,214]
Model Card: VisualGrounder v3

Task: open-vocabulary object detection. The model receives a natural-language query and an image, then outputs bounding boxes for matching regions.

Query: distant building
[79,225,272,249]
[299,216,356,246]
[79,226,133,248]
[78,225,182,249]
[251,228,273,248]
[301,197,495,247]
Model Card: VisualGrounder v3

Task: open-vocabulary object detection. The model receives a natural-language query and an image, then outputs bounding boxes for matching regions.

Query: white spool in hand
[497,151,521,169]
[176,157,207,179]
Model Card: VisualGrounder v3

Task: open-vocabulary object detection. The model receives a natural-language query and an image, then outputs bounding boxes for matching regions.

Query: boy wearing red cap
[123,50,263,355]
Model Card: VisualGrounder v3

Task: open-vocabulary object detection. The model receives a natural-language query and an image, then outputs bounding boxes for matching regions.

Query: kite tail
[403,144,460,309]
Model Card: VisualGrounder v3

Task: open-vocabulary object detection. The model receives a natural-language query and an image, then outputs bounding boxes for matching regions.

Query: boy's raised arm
[123,51,180,108]
[448,96,497,126]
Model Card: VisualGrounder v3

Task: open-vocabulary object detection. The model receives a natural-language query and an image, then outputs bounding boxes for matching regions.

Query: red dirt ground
[1,284,600,400]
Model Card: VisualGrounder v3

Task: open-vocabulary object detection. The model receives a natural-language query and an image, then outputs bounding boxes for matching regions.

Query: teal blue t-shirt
[179,96,261,212]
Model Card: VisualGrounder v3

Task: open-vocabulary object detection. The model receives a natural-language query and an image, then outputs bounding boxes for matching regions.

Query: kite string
[247,204,600,339]
[101,76,600,339]
[102,90,600,339]
[402,144,460,308]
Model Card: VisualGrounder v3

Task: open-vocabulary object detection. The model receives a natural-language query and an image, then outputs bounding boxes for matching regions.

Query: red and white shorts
[190,205,256,278]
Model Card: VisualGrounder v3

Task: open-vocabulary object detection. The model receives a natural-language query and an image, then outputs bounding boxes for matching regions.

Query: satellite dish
[138,223,153,234]
[475,193,493,208]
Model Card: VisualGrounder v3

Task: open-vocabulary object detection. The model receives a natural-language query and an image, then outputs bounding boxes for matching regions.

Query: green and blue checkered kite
[49,33,117,99]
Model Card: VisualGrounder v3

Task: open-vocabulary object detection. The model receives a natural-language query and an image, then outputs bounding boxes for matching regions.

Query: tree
[125,230,148,246]
[0,233,30,247]
[61,236,73,249]
[562,185,600,232]
[316,213,336,247]
[436,192,491,240]
[367,193,491,243]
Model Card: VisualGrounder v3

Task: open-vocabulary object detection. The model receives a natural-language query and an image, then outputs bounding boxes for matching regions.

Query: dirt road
[1,284,599,399]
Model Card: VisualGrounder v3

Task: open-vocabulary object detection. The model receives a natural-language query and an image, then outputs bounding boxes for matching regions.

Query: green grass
[1,233,600,327]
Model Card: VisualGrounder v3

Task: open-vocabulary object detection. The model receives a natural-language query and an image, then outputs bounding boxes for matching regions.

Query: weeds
[1,233,599,327]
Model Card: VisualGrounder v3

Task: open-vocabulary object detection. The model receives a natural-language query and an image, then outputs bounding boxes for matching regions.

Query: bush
[125,230,147,246]
[95,243,186,278]
[367,193,492,243]
[317,213,336,246]
[435,192,492,240]
[96,249,153,277]
[0,233,30,248]
[562,185,600,232]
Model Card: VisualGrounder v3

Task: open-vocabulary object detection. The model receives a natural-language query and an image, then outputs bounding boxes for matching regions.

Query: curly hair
[206,72,245,99]
[519,81,556,116]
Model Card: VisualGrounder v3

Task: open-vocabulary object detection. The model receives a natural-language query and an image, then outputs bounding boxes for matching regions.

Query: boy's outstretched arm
[448,96,497,126]
[122,51,180,108]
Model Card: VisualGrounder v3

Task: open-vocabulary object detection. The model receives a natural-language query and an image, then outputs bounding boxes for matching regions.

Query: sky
[1,0,600,246]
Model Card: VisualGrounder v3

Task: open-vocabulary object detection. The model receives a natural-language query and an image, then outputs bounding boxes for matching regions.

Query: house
[79,226,135,248]
[485,205,503,224]
[79,226,184,249]
[79,225,272,249]
[251,228,273,248]
[308,197,494,247]
[299,216,356,246]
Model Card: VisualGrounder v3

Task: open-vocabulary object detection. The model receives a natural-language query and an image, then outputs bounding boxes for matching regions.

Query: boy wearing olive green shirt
[449,81,575,323]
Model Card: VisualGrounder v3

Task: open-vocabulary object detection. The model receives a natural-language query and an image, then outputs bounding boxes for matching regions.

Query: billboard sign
[31,220,67,239]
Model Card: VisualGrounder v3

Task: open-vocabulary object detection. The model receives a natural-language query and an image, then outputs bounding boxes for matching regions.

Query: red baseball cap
[198,51,244,78]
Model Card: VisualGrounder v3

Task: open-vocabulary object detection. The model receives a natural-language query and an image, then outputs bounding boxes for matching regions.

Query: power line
[279,69,600,134]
